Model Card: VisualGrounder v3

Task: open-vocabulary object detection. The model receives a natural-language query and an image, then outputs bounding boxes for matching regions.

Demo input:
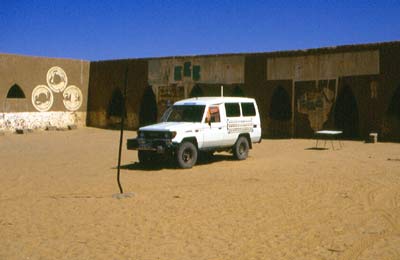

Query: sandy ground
[0,127,400,260]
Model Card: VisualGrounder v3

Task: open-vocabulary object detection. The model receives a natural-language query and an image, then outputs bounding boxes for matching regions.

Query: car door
[202,104,226,148]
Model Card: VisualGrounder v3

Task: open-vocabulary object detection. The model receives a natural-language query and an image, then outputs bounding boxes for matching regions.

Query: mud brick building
[2,41,400,141]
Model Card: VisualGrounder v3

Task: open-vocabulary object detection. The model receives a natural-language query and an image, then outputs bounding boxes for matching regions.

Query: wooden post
[116,67,128,194]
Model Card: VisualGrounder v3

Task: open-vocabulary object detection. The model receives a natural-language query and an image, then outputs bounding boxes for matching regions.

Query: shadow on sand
[113,154,236,171]
[304,147,330,151]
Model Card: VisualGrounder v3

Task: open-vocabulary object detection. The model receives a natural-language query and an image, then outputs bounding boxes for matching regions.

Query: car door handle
[218,127,222,130]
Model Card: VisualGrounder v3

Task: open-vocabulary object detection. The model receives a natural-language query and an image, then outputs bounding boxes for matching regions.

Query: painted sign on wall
[32,66,83,112]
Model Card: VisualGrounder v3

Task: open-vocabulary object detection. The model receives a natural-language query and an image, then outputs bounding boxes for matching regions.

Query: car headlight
[138,131,145,138]
[164,131,177,139]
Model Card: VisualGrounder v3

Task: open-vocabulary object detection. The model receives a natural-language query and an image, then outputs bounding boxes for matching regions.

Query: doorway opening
[269,86,292,137]
[334,86,359,138]
[139,86,158,126]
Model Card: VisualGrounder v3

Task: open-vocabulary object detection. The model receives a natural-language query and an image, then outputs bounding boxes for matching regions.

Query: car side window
[241,102,256,116]
[225,103,241,117]
[206,106,221,123]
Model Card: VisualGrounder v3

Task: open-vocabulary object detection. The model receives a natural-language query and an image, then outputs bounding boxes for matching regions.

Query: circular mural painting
[63,85,83,111]
[32,85,54,112]
[46,66,68,93]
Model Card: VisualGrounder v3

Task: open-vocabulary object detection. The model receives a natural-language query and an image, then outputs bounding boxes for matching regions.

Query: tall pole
[116,67,128,194]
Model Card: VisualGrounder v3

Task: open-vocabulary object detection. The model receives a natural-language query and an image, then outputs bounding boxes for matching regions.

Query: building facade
[0,54,89,131]
[2,41,400,141]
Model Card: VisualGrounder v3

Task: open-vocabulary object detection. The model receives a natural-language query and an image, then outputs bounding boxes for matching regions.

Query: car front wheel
[176,142,198,169]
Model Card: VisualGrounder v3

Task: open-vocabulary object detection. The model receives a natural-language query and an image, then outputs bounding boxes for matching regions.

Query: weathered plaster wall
[148,55,245,116]
[87,59,148,129]
[267,50,380,81]
[4,41,399,141]
[0,54,89,131]
[376,43,400,141]
[244,46,397,139]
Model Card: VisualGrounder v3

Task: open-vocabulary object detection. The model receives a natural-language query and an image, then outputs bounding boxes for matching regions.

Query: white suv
[127,97,262,168]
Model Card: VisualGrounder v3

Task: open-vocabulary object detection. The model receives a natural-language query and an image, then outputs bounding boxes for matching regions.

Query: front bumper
[127,138,177,154]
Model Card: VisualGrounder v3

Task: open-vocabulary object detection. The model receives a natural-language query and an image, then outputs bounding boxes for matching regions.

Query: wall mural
[47,66,68,93]
[32,66,83,112]
[297,83,335,131]
[32,85,54,112]
[63,85,83,111]
[148,56,245,116]
[0,66,85,131]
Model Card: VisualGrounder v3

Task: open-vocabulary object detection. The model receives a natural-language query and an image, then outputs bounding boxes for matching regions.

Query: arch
[6,84,26,98]
[334,86,359,138]
[383,86,400,141]
[387,86,400,120]
[268,86,292,138]
[269,86,291,120]
[232,85,245,97]
[107,88,126,118]
[189,85,203,98]
[139,86,158,126]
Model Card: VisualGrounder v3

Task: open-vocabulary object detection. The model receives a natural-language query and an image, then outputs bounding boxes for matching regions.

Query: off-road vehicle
[127,97,262,168]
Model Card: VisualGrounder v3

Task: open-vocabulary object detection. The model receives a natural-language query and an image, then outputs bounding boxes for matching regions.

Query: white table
[315,130,343,150]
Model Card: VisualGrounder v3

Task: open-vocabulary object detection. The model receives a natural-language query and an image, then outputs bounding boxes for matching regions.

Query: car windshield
[161,105,206,122]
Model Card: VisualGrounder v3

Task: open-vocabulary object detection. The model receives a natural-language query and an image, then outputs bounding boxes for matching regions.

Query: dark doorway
[107,88,126,118]
[232,85,245,97]
[387,86,400,120]
[189,85,203,97]
[139,86,158,126]
[270,86,291,120]
[383,86,400,141]
[269,86,292,137]
[4,84,28,112]
[7,84,25,98]
[334,86,359,138]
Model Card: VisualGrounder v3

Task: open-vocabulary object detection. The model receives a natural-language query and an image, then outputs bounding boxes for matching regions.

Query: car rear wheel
[233,136,249,160]
[176,142,198,169]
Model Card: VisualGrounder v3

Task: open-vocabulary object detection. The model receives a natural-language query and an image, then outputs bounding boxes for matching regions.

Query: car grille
[143,131,166,139]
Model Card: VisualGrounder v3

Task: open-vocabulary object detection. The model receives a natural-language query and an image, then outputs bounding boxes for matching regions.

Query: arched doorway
[4,84,28,112]
[387,86,400,120]
[107,88,126,118]
[334,86,359,139]
[139,86,158,126]
[189,85,203,98]
[383,86,400,141]
[107,88,126,128]
[7,84,26,98]
[269,86,292,137]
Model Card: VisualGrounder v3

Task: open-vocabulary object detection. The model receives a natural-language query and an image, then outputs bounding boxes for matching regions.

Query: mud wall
[244,45,396,139]
[0,54,89,131]
[149,55,245,118]
[379,43,400,141]
[87,59,148,129]
[3,41,400,141]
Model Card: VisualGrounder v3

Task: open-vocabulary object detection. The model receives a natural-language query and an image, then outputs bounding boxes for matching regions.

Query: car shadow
[113,154,236,171]
[304,147,329,150]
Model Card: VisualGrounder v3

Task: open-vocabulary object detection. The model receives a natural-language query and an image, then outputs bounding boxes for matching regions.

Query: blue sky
[1,0,399,61]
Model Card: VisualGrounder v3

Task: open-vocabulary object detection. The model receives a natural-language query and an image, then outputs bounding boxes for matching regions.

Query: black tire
[138,150,153,165]
[176,142,198,169]
[233,136,249,160]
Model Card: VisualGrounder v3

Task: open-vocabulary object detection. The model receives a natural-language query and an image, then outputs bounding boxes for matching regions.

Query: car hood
[139,122,201,132]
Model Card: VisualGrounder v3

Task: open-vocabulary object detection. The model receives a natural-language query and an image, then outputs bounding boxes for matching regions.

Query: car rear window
[241,102,256,116]
[225,103,241,117]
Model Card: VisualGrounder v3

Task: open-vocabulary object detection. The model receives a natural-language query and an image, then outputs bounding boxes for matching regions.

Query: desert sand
[1,127,399,260]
